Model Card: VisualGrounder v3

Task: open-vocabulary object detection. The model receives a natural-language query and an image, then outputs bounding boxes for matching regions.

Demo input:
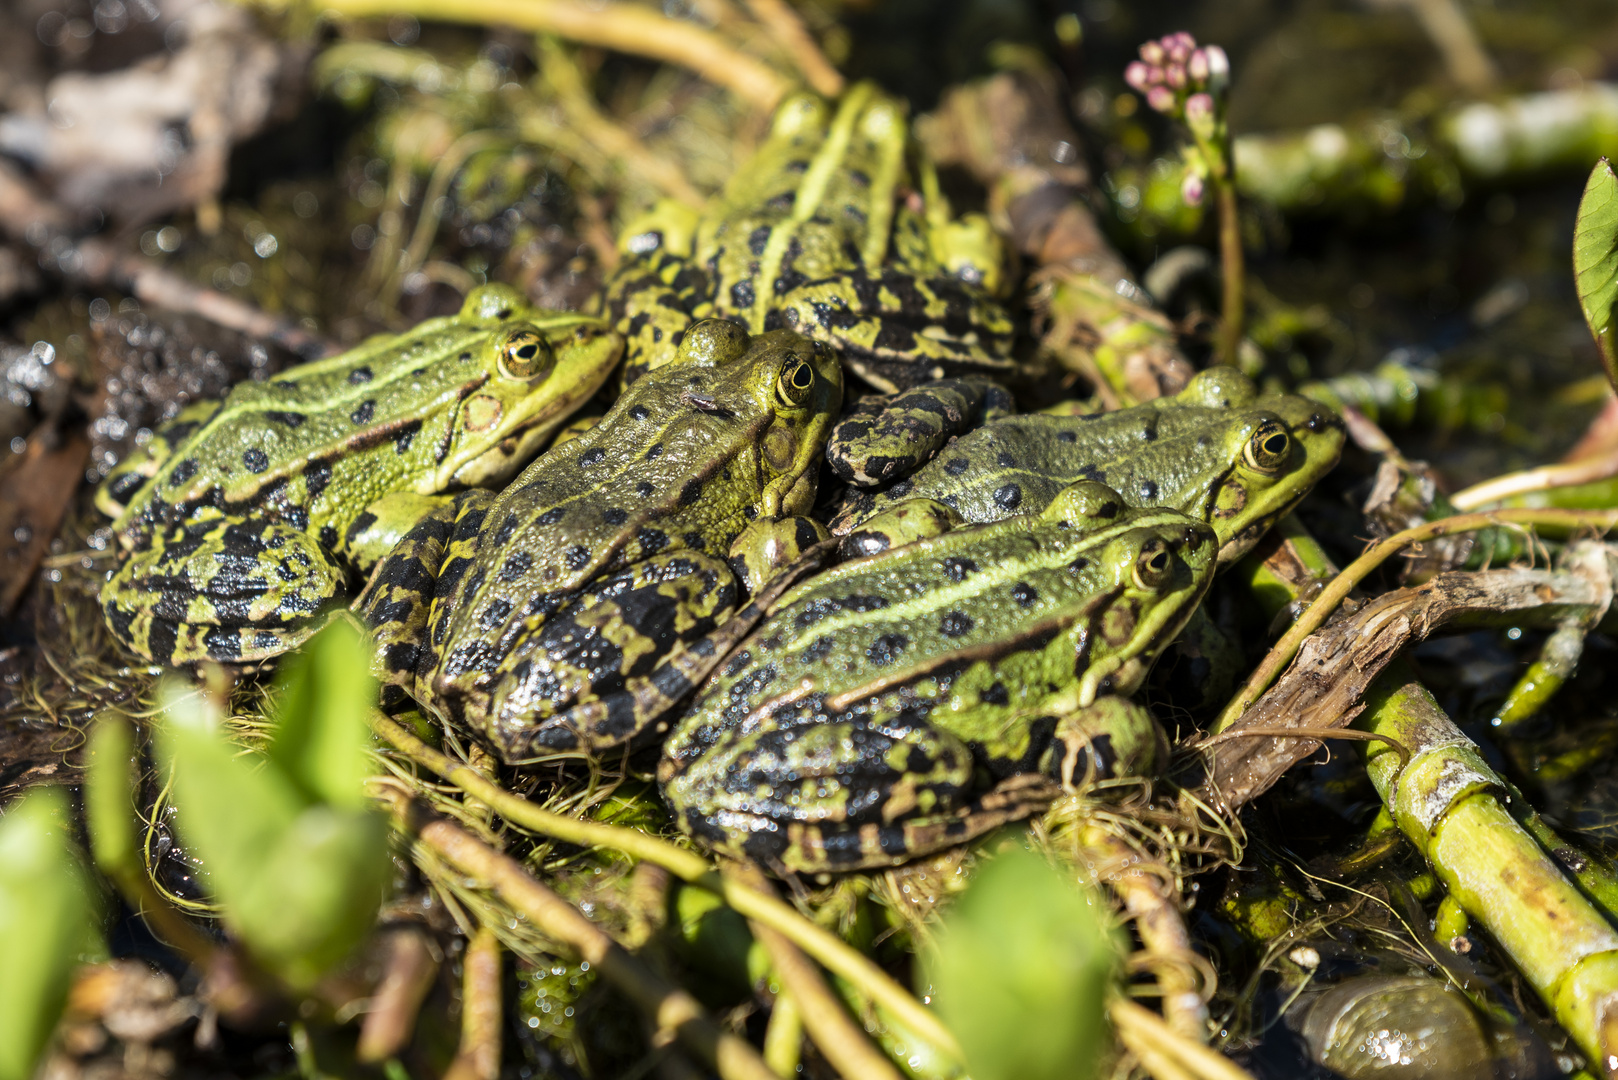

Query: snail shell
[1301,975,1490,1079]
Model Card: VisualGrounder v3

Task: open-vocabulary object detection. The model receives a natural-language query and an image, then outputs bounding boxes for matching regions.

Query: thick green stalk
[1357,670,1618,1070]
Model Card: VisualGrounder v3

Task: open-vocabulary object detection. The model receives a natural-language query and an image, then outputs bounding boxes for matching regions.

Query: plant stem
[1356,669,1618,1068]
[368,713,963,1062]
[444,927,502,1080]
[375,785,782,1080]
[239,0,794,110]
[1109,998,1256,1080]
[1213,508,1618,732]
[1214,178,1244,367]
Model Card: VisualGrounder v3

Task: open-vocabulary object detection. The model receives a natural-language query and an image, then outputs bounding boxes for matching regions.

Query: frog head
[688,322,843,519]
[441,284,622,488]
[1165,368,1345,565]
[1044,491,1218,704]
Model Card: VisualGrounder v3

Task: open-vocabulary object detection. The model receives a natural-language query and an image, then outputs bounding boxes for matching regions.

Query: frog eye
[1244,420,1291,474]
[776,358,817,407]
[1132,538,1173,590]
[496,325,554,381]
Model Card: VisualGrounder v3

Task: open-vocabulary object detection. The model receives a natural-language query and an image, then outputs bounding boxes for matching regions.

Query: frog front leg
[659,712,1052,872]
[726,515,830,594]
[826,376,1015,487]
[356,489,494,694]
[1040,697,1169,789]
[102,508,345,665]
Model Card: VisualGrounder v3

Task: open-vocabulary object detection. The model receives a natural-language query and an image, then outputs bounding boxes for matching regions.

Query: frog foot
[727,515,830,594]
[836,497,961,559]
[1040,697,1168,789]
[102,512,345,664]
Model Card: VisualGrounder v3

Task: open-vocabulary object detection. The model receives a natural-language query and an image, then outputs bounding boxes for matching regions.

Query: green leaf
[923,846,1119,1080]
[267,617,379,810]
[1574,157,1618,388]
[0,788,96,1080]
[85,711,139,882]
[229,806,392,989]
[155,679,392,989]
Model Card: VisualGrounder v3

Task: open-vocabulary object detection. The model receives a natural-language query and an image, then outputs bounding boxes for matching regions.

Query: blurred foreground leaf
[1574,157,1618,387]
[0,788,97,1080]
[156,621,390,989]
[923,846,1118,1080]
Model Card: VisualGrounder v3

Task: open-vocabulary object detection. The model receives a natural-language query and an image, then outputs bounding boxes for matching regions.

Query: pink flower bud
[1188,48,1209,84]
[1164,32,1196,62]
[1185,92,1216,138]
[1146,85,1176,114]
[1124,61,1151,92]
[1181,172,1205,207]
[1139,40,1166,65]
[1165,63,1187,89]
[1203,45,1230,94]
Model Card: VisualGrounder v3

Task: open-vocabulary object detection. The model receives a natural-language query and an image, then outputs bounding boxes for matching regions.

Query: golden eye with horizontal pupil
[1132,539,1173,590]
[775,358,816,406]
[495,326,554,381]
[1244,420,1291,473]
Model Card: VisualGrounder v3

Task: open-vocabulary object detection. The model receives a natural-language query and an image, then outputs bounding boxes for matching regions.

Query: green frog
[360,321,843,763]
[602,81,1018,393]
[97,284,621,666]
[658,481,1216,871]
[830,367,1345,566]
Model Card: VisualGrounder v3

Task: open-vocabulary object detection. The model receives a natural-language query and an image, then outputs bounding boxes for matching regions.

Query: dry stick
[1211,508,1618,734]
[1449,441,1618,509]
[727,864,904,1080]
[246,0,793,110]
[1199,559,1612,810]
[355,926,440,1063]
[374,785,782,1080]
[368,713,964,1063]
[739,0,844,97]
[75,240,334,357]
[444,926,503,1080]
[1109,998,1256,1080]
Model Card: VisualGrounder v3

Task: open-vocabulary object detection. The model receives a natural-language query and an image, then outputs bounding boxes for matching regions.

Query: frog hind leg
[101,512,344,664]
[659,713,1052,873]
[355,489,492,698]
[493,542,831,762]
[602,250,709,387]
[826,377,1014,487]
[774,267,1016,393]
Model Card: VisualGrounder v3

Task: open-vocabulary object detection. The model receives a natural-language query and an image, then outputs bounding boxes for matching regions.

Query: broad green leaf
[923,846,1119,1080]
[155,679,391,988]
[229,806,392,989]
[156,683,307,901]
[1574,157,1618,388]
[267,617,378,810]
[0,788,96,1080]
[85,711,139,880]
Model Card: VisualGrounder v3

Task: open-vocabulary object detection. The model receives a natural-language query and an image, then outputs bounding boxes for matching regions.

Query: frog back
[437,329,842,626]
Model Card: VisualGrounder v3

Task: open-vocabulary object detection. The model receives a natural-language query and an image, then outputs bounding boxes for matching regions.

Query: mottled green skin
[831,368,1345,565]
[659,483,1217,871]
[362,326,843,763]
[826,376,1015,487]
[602,82,1015,393]
[98,285,621,665]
